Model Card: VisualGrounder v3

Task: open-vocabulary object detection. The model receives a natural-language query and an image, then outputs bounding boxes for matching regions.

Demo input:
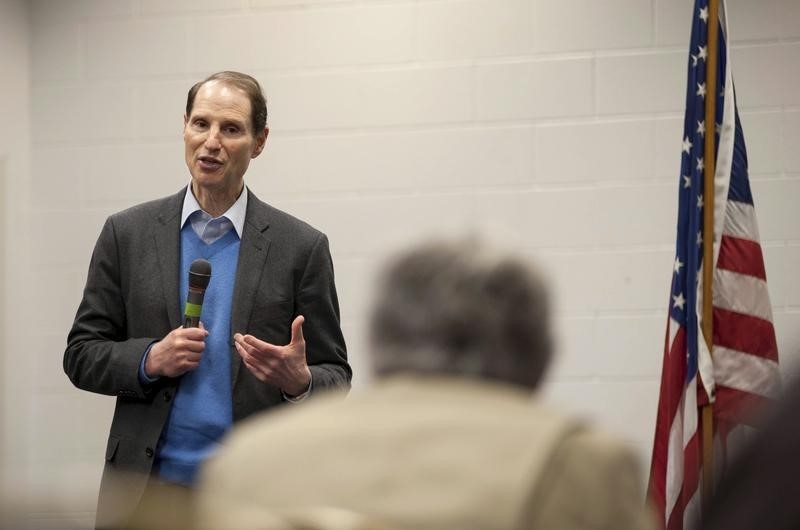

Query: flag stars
[682,136,693,153]
[700,6,709,22]
[674,257,684,274]
[698,45,708,61]
[673,292,687,310]
[697,157,704,172]
[697,194,704,209]
[697,82,707,98]
[691,54,699,67]
[697,120,705,137]
[697,231,703,246]
[683,175,691,188]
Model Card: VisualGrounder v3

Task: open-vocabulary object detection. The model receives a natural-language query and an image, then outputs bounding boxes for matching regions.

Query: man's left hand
[234,315,312,397]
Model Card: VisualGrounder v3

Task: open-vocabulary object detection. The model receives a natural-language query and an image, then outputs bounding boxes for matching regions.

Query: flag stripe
[716,235,766,280]
[713,307,778,362]
[666,406,685,519]
[649,318,685,521]
[713,346,780,399]
[722,200,760,242]
[713,268,772,320]
[714,385,774,426]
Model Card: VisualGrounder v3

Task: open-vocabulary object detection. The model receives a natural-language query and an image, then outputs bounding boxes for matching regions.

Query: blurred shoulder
[525,425,656,530]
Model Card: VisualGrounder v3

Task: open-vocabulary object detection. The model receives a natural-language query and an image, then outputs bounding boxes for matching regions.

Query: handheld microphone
[184,259,212,328]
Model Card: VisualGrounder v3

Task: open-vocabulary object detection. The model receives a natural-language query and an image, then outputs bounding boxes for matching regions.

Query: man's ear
[252,127,269,158]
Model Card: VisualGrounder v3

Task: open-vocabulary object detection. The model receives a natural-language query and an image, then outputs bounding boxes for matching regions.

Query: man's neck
[192,182,243,218]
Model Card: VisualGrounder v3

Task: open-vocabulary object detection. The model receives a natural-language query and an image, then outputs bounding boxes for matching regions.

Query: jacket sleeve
[63,216,157,399]
[296,232,352,392]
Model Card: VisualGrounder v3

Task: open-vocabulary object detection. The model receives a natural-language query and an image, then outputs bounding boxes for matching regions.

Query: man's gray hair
[369,238,553,390]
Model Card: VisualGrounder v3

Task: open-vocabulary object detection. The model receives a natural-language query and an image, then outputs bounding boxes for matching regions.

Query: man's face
[183,81,267,195]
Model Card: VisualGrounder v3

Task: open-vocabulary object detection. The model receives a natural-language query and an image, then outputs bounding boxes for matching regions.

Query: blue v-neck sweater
[156,225,240,485]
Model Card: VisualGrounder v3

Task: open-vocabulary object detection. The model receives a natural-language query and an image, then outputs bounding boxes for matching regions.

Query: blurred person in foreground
[198,238,655,530]
[701,374,800,530]
[63,71,351,528]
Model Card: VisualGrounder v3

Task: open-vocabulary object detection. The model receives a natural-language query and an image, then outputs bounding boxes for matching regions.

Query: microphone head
[188,258,212,290]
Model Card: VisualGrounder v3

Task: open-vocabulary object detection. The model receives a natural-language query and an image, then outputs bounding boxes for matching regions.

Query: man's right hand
[145,324,208,378]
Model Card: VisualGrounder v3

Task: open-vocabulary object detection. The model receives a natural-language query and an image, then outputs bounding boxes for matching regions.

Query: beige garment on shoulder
[198,376,654,530]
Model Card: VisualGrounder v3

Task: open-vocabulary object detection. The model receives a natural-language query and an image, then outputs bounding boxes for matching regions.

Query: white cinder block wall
[0,0,32,519]
[6,0,800,525]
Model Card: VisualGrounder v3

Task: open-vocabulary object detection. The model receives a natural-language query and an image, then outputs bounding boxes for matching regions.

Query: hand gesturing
[234,315,311,397]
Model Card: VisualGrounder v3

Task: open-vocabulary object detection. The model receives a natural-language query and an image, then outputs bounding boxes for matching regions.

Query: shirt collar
[180,183,248,238]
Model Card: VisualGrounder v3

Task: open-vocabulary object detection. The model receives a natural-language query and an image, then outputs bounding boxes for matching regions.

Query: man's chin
[190,173,242,194]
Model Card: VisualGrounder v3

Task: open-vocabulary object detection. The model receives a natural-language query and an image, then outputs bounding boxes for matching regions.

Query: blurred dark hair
[186,71,267,135]
[369,238,553,391]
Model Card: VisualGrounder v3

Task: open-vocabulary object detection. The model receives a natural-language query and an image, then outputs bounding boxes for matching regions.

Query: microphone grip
[183,288,205,328]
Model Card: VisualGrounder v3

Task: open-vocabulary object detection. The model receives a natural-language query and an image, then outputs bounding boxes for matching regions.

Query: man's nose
[204,128,221,150]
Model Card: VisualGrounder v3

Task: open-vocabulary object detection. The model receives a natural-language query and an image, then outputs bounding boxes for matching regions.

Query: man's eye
[193,121,208,129]
[225,126,240,134]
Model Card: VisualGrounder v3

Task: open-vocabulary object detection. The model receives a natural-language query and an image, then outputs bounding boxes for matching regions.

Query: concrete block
[31,84,89,145]
[654,0,694,47]
[654,116,685,180]
[517,183,676,248]
[265,66,473,130]
[81,141,189,204]
[416,0,532,61]
[31,23,82,82]
[536,119,654,183]
[782,110,800,173]
[31,147,87,208]
[549,316,598,379]
[263,125,533,193]
[85,18,190,78]
[778,0,800,39]
[30,0,134,26]
[772,310,800,381]
[135,79,193,140]
[732,44,800,109]
[750,178,800,241]
[541,380,661,445]
[188,15,255,74]
[247,11,307,70]
[594,315,666,378]
[596,51,685,115]
[533,0,652,53]
[785,244,800,308]
[141,0,247,14]
[726,0,782,42]
[475,58,594,120]
[543,250,673,313]
[739,111,783,175]
[304,4,415,67]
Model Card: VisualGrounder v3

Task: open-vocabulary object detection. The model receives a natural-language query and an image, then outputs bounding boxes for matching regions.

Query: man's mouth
[197,155,223,171]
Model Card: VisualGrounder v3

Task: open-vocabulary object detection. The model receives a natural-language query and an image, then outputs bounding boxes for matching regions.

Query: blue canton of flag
[672,0,721,393]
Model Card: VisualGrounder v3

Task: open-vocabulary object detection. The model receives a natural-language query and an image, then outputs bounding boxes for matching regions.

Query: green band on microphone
[184,302,202,317]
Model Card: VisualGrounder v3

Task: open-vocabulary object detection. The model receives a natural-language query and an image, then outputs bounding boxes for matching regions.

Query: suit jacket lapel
[231,189,272,386]
[153,189,186,329]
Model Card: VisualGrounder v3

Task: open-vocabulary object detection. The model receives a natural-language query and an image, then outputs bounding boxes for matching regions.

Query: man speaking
[64,71,351,527]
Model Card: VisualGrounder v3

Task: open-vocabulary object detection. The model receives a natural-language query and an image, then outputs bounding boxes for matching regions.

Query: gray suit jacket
[64,187,351,526]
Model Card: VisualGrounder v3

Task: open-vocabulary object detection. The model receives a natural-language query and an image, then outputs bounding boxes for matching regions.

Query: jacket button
[145,447,154,458]
[163,391,172,402]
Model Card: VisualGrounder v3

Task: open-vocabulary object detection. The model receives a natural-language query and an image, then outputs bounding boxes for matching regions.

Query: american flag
[647,1,781,529]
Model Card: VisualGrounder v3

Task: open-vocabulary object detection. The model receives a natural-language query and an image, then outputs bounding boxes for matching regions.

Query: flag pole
[701,0,720,513]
